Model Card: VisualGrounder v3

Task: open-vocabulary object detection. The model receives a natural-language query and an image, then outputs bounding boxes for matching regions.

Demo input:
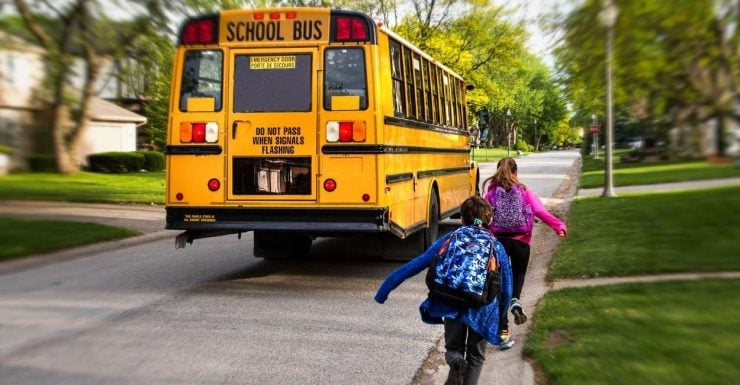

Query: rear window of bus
[179,50,223,111]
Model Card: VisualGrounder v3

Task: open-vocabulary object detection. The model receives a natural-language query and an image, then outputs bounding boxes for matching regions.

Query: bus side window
[179,50,223,112]
[323,48,368,111]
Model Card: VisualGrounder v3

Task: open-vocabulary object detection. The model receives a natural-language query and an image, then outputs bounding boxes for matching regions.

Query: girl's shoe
[511,300,528,325]
[499,330,515,350]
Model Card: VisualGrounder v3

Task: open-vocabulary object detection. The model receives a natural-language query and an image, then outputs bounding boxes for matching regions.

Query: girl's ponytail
[483,157,526,191]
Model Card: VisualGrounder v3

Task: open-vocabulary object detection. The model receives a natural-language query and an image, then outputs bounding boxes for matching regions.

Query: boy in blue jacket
[375,196,513,385]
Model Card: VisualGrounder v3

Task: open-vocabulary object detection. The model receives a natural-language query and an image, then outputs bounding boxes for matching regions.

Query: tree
[553,0,738,157]
[12,0,171,173]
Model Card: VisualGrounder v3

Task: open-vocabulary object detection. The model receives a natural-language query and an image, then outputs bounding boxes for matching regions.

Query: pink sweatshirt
[484,185,567,245]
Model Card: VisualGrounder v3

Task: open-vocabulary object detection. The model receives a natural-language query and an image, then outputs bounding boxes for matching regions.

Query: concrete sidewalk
[0,200,166,233]
[470,176,740,385]
[578,177,740,197]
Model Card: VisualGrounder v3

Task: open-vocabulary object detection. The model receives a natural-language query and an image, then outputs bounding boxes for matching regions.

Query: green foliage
[0,218,138,261]
[471,147,510,163]
[138,151,165,171]
[527,279,740,385]
[87,152,146,173]
[549,185,740,279]
[554,0,738,154]
[0,145,12,155]
[138,27,175,151]
[391,1,568,150]
[27,154,57,172]
[515,138,530,152]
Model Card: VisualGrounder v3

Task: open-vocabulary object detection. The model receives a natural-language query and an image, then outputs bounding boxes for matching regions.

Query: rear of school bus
[165,7,476,258]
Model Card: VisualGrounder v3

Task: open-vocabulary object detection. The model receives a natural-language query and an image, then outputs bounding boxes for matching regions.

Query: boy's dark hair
[460,196,492,227]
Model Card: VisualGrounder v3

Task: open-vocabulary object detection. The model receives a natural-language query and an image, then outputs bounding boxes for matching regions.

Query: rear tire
[254,231,312,259]
[424,190,440,250]
[475,171,481,196]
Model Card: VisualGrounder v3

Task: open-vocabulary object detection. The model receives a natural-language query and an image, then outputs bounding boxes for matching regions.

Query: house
[0,31,148,171]
[0,31,43,171]
[81,97,147,165]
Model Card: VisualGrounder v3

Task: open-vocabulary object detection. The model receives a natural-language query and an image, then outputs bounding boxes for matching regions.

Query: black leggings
[444,318,487,385]
[497,237,530,330]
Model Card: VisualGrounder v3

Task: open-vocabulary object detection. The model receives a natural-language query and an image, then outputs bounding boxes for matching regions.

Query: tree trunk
[51,102,77,173]
[64,50,102,173]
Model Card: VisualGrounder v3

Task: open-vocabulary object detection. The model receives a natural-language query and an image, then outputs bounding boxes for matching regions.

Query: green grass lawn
[580,155,740,189]
[0,218,139,261]
[471,147,514,162]
[0,171,165,204]
[525,278,740,385]
[548,185,740,279]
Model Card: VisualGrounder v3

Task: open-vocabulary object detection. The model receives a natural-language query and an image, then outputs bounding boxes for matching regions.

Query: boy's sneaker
[499,330,515,350]
[444,358,468,385]
[511,299,528,325]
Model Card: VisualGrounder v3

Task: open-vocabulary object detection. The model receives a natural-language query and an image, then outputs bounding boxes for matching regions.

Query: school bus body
[166,8,477,255]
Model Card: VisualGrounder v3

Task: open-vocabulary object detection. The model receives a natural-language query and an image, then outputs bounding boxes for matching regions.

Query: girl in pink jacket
[482,157,567,348]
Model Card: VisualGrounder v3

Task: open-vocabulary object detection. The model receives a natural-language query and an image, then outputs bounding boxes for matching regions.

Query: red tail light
[192,123,206,143]
[208,178,220,191]
[323,179,337,192]
[338,122,353,142]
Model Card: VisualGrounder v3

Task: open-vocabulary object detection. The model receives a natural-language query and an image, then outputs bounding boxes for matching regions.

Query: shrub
[515,138,532,152]
[138,151,165,171]
[0,145,12,155]
[87,152,145,173]
[28,154,57,172]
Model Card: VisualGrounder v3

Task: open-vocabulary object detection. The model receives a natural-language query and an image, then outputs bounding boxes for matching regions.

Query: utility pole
[600,0,618,197]
[506,108,511,157]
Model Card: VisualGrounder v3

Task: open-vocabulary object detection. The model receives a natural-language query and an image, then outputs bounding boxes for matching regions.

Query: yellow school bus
[166,7,479,257]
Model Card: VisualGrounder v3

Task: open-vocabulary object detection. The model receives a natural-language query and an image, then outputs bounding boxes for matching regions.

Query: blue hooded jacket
[374,229,513,345]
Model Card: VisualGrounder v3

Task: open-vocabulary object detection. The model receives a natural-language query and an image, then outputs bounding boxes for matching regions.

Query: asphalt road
[0,151,581,385]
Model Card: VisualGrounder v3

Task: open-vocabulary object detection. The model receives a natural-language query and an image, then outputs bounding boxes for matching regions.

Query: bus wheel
[475,171,481,196]
[424,190,440,250]
[253,231,312,259]
[288,234,312,258]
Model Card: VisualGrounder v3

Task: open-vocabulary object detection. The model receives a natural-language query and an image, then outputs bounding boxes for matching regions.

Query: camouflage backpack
[425,226,500,308]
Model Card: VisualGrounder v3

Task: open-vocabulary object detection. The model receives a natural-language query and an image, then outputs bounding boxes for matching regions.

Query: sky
[505,0,579,68]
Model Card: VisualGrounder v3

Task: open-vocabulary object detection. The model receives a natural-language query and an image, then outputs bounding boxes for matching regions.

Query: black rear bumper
[166,206,389,235]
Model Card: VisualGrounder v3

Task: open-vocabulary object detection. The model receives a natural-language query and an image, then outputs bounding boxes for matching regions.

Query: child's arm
[374,235,447,303]
[526,190,567,236]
